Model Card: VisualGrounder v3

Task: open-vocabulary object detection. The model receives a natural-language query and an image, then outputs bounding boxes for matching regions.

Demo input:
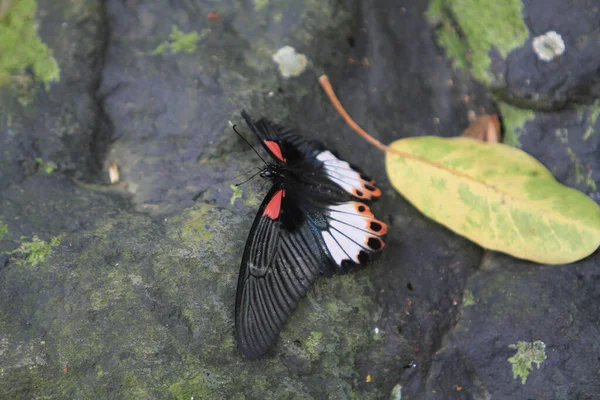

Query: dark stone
[0,0,598,398]
[498,0,600,110]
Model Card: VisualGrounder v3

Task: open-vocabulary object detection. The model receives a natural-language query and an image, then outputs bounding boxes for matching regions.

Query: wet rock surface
[0,0,598,399]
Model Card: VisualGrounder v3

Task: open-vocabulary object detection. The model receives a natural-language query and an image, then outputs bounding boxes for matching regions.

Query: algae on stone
[463,289,475,306]
[0,219,7,240]
[507,340,546,384]
[498,102,535,148]
[35,157,55,174]
[582,100,600,141]
[230,184,243,205]
[8,235,62,265]
[426,0,529,84]
[152,25,202,55]
[0,0,60,86]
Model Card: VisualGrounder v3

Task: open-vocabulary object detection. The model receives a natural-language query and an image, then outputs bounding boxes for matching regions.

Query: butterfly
[235,111,387,359]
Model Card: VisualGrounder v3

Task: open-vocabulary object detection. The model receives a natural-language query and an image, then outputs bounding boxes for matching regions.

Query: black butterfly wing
[241,110,323,165]
[235,185,328,360]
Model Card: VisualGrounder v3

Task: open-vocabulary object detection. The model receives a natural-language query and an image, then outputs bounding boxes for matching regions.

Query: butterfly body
[235,111,386,359]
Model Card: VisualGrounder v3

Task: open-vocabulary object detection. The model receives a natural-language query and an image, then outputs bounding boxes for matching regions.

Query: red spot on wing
[263,190,285,220]
[264,140,286,162]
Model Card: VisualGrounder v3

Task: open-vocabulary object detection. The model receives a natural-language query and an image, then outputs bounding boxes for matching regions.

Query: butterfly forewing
[235,112,387,359]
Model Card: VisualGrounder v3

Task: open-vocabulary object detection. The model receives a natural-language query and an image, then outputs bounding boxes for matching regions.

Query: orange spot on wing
[363,184,381,197]
[354,203,374,217]
[263,190,284,220]
[352,188,368,199]
[264,140,286,162]
[365,237,384,251]
[368,220,387,235]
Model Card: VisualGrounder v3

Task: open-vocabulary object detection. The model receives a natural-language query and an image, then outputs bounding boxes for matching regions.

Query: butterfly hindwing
[317,201,386,273]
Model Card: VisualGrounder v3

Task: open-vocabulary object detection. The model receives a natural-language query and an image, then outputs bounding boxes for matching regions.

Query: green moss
[554,128,568,144]
[583,100,600,141]
[254,0,269,11]
[463,289,475,306]
[507,340,546,384]
[230,184,243,205]
[0,0,60,87]
[426,0,529,84]
[152,25,201,55]
[306,331,322,356]
[498,102,535,147]
[151,42,167,55]
[34,157,55,174]
[0,219,7,240]
[430,20,469,71]
[9,235,62,265]
[390,384,403,400]
[567,148,597,191]
[177,204,216,246]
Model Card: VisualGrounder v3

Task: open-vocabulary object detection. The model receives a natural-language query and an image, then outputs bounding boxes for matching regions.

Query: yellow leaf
[386,137,600,264]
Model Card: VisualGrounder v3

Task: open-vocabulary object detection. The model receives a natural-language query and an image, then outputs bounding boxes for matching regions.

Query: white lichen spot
[272,46,308,78]
[532,31,565,61]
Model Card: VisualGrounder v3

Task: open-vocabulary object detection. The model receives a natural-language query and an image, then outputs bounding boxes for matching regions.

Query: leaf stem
[318,74,520,194]
[318,75,389,152]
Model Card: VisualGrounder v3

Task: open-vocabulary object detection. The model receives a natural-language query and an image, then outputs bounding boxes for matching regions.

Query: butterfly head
[259,163,284,180]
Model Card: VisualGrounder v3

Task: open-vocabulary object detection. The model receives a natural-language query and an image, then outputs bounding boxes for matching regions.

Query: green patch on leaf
[0,0,60,87]
[230,184,242,205]
[463,289,475,306]
[508,340,547,384]
[498,102,535,148]
[9,235,62,265]
[152,25,202,55]
[426,0,529,84]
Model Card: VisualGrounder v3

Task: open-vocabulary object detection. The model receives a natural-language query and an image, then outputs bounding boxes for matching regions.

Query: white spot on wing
[322,231,346,265]
[317,151,379,199]
[321,201,387,267]
[328,229,361,263]
[329,220,370,247]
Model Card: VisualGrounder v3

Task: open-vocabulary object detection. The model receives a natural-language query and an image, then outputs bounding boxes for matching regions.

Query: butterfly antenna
[235,169,264,187]
[232,166,262,181]
[232,124,268,165]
